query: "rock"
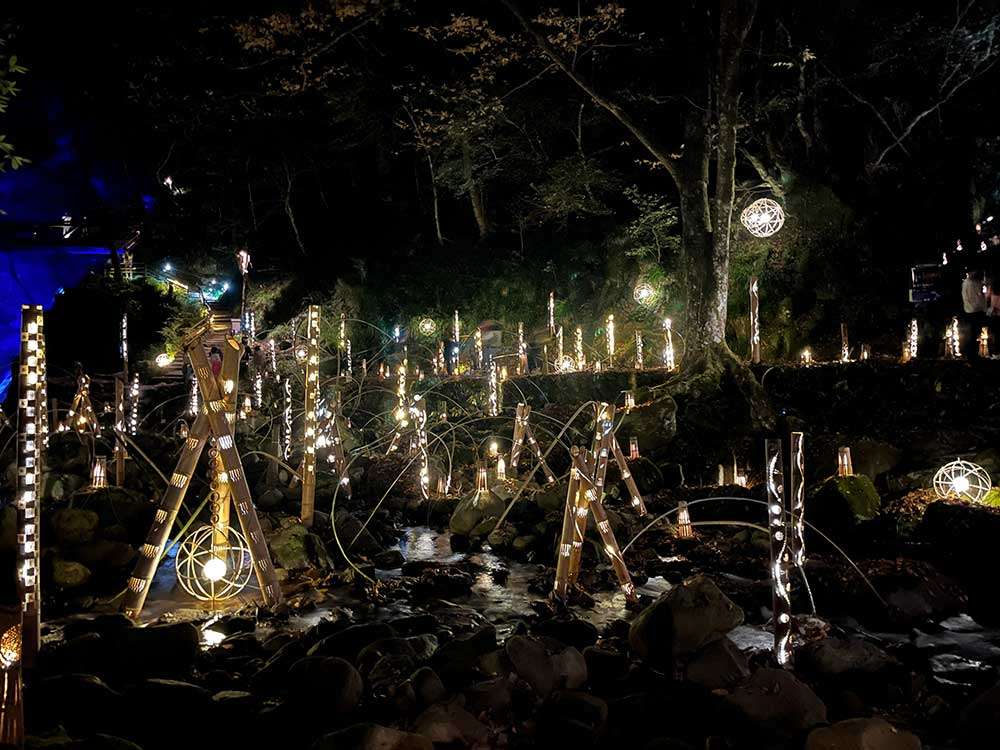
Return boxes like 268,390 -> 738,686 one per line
505,635 -> 556,697
811,475 -> 881,533
120,622 -> 200,676
725,668 -> 827,735
0,506 -> 16,554
960,679 -> 1000,745
465,677 -> 512,716
583,645 -> 627,685
311,724 -> 433,750
409,666 -> 446,707
919,501 -> 1000,623
413,700 -> 490,745
62,613 -> 134,640
51,559 -> 92,589
806,717 -> 921,749
798,637 -> 897,676
551,646 -> 587,690
268,518 -> 312,570
289,656 -> 363,713
448,489 -> 506,538
70,539 -> 136,573
629,574 -> 743,666
309,622 -> 398,661
373,549 -> 405,569
684,637 -> 750,690
28,674 -> 122,735
333,511 -> 382,557
534,617 -> 599,649
538,690 -> 609,744
130,678 -> 211,720
432,625 -> 497,682
51,508 -> 100,545
257,487 -> 284,509
852,439 -> 902,479
534,482 -> 568,513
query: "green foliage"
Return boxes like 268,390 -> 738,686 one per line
0,35 -> 30,209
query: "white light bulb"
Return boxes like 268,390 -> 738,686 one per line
202,557 -> 227,582
952,475 -> 971,495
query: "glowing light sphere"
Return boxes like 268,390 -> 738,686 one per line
633,281 -> 656,306
176,524 -> 253,602
418,317 -> 438,337
155,352 -> 173,368
933,459 -> 991,502
740,198 -> 785,238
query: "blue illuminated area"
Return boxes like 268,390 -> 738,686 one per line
0,245 -> 110,399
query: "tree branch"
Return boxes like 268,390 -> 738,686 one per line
499,0 -> 680,182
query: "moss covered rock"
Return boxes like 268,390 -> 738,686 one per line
52,559 -> 92,589
811,475 -> 881,533
51,508 -> 100,545
449,490 -> 506,539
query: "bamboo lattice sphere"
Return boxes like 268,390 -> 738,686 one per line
633,281 -> 656,305
740,198 -> 785,238
933,459 -> 991,502
418,317 -> 438,337
175,525 -> 253,602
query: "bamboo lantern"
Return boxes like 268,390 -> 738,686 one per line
548,292 -> 555,335
979,327 -> 989,358
840,323 -> 850,362
508,403 -> 557,485
518,322 -> 527,374
789,432 -> 806,568
301,305 -> 320,527
629,436 -> 639,460
908,319 -> 919,360
837,447 -> 853,477
90,456 -> 108,489
675,501 -> 694,539
0,608 -> 23,747
947,317 -> 961,359
749,277 -> 760,363
765,438 -> 792,666
575,326 -> 585,371
606,314 -> 615,367
635,331 -> 644,370
663,318 -> 676,371
16,305 -> 45,665
488,362 -> 500,417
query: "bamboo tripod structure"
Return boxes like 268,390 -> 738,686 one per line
552,403 -> 647,605
123,316 -> 283,619
63,373 -> 99,433
508,403 -> 556,485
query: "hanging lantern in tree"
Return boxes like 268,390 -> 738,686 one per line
633,281 -> 656,306
740,197 -> 785,238
418,317 -> 437,337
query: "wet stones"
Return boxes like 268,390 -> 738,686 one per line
628,574 -> 744,668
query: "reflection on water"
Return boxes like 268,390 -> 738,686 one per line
398,526 -> 464,565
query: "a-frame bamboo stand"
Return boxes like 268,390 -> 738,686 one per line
552,403 -> 647,605
123,316 -> 282,619
508,403 -> 557,484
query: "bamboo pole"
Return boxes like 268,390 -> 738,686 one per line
765,438 -> 792,666
301,305 -> 320,527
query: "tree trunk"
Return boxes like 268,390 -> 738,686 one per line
462,138 -> 489,239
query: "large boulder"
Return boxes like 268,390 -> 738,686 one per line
810,475 -> 880,533
684,637 -> 750,690
725,668 -> 827,736
449,490 -> 506,539
806,717 -> 920,750
629,575 -> 743,666
959,679 -> 1000,746
51,559 -> 92,589
311,724 -> 432,750
288,656 -> 363,714
413,701 -> 490,746
267,518 -> 312,570
51,508 -> 100,545
798,637 -> 897,677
